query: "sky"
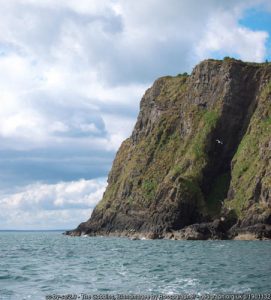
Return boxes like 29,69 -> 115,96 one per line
0,0 -> 270,230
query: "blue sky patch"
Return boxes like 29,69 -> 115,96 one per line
239,6 -> 271,61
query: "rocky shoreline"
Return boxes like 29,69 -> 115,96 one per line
65,214 -> 271,240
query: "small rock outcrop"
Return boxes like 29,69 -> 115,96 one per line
66,58 -> 271,240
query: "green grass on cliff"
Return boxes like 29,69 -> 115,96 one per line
180,109 -> 220,181
142,179 -> 157,201
206,172 -> 231,217
156,75 -> 188,103
193,111 -> 219,159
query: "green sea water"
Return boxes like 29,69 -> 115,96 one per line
0,232 -> 270,299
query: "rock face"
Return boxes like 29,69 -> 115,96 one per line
67,58 -> 271,240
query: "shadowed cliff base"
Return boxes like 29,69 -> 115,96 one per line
66,58 -> 271,240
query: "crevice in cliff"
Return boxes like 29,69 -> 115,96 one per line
200,67 -> 262,217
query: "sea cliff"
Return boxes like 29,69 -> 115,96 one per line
67,58 -> 271,240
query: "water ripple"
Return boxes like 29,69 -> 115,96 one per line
0,233 -> 271,299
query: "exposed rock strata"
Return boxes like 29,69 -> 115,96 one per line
66,58 -> 271,240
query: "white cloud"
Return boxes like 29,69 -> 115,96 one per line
196,10 -> 268,62
0,178 -> 107,229
0,0 -> 268,151
102,113 -> 136,151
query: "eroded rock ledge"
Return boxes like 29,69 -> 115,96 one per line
66,58 -> 271,240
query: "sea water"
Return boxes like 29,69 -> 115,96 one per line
0,231 -> 271,299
